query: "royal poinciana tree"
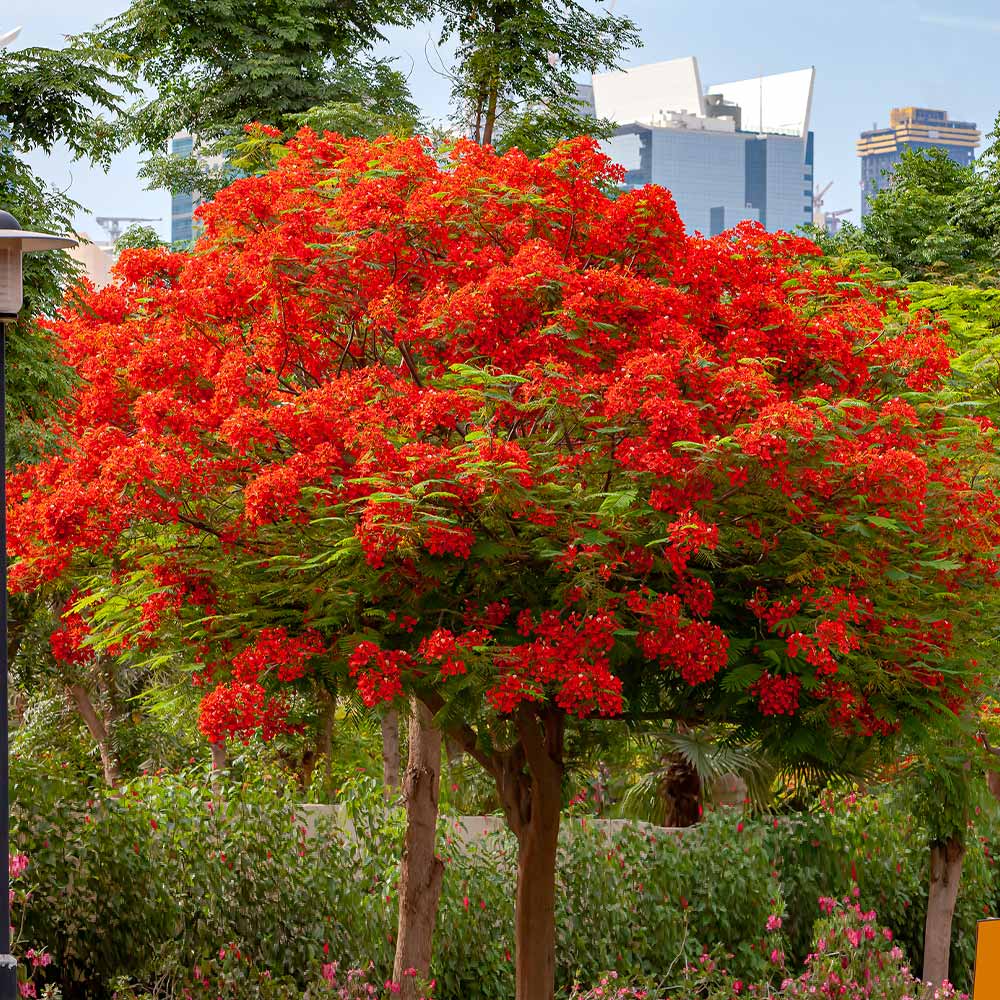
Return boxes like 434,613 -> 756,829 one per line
10,131 -> 1000,999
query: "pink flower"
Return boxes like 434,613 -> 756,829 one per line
766,915 -> 783,931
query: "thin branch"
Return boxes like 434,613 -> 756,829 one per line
398,340 -> 424,388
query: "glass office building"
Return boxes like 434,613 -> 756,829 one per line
857,107 -> 979,216
587,59 -> 815,236
169,133 -> 196,244
169,132 -> 229,244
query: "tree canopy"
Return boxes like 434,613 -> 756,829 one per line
0,40 -> 130,464
11,131 -> 1000,998
439,0 -> 639,153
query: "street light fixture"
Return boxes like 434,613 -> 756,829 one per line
0,210 -> 76,999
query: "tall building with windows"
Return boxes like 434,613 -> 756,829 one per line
584,58 -> 815,236
857,107 -> 980,216
169,132 -> 196,244
169,132 -> 229,244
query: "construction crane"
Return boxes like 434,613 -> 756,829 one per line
812,182 -> 851,234
812,181 -> 834,226
95,216 -> 162,244
823,207 -> 853,235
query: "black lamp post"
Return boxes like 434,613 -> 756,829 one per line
0,210 -> 76,999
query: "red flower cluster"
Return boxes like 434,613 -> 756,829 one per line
230,627 -> 325,684
751,672 -> 802,717
50,611 -> 92,667
8,129 -> 998,748
198,680 -> 292,744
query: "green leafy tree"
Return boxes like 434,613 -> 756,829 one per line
439,0 -> 639,154
827,118 -> 1000,284
0,41 -> 130,463
91,0 -> 426,200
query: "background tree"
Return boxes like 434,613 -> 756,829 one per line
0,39 -> 130,463
439,0 -> 638,153
89,0 -> 426,202
827,115 -> 1000,284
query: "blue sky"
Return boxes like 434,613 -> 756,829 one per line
6,0 -> 1000,242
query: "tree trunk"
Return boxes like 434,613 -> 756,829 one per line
66,683 -> 120,787
382,707 -> 401,801
210,740 -> 227,772
392,699 -> 444,1000
513,774 -> 561,1000
494,707 -> 565,1000
987,769 -> 1000,804
482,85 -> 499,146
317,688 -> 335,763
922,835 -> 965,985
660,752 -> 702,827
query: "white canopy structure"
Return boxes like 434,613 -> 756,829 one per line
707,67 -> 815,138
591,56 -> 705,126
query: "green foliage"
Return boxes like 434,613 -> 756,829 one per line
0,34 -> 127,467
905,281 -> 1000,413
14,762 -> 994,999
94,0 -> 422,147
90,0 -> 424,200
0,43 -> 130,163
115,225 -> 166,253
439,0 -> 640,152
0,151 -> 81,467
825,122 -> 1000,282
774,786 -> 998,991
860,149 -> 983,279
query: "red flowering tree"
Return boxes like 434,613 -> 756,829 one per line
10,130 -> 1000,1000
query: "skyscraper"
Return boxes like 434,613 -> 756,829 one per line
586,58 -> 815,236
857,107 -> 980,216
169,133 -> 196,244
169,133 -> 228,244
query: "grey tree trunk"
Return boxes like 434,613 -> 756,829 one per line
210,740 -> 227,772
922,835 -> 965,986
382,707 -> 401,800
392,700 -> 444,999
66,683 -> 120,787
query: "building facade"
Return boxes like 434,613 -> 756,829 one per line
169,133 -> 196,244
587,59 -> 815,236
68,234 -> 116,289
857,107 -> 979,216
169,133 -> 229,244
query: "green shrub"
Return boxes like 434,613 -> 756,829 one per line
10,761 -> 996,998
772,788 -> 997,990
